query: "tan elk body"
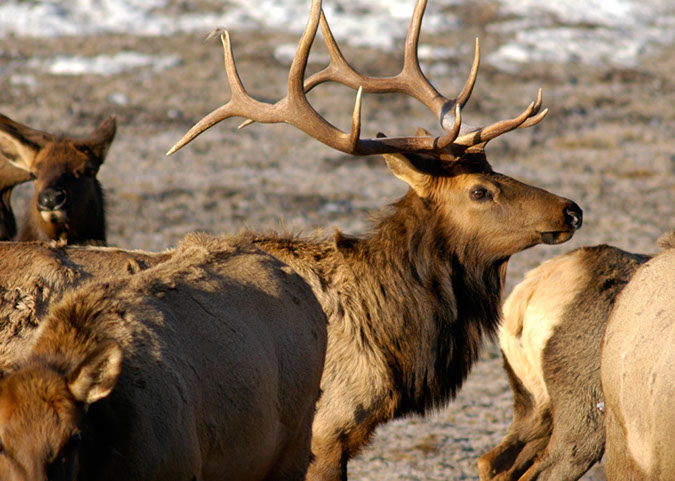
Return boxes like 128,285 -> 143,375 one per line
0,234 -> 327,481
0,113 -> 115,245
601,231 -> 675,480
478,244 -> 649,481
166,0 -> 583,478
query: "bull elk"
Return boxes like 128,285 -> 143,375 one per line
478,244 -> 649,481
0,113 -> 115,245
0,234 -> 327,481
167,0 -> 583,478
601,231 -> 675,480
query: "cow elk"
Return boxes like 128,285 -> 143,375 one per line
478,244 -> 649,481
0,234 -> 327,481
167,0 -> 583,479
0,113 -> 115,245
601,231 -> 675,480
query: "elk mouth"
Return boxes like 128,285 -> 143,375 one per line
539,230 -> 576,245
39,208 -> 68,224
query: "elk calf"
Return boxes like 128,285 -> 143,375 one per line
0,113 -> 115,245
478,244 -> 648,481
0,234 -> 327,481
167,0 -> 583,478
601,231 -> 675,480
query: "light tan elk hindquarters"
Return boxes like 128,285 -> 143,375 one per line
167,0 -> 583,479
601,231 -> 675,480
0,113 -> 115,245
0,234 -> 327,481
478,244 -> 649,481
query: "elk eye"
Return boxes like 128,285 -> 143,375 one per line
68,431 -> 82,448
469,187 -> 490,201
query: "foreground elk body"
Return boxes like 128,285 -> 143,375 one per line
0,113 -> 115,245
601,232 -> 675,480
167,0 -> 583,478
478,245 -> 649,481
0,234 -> 327,481
0,241 -> 168,370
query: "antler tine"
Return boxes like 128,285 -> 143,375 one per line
303,0 -> 478,137
454,89 -> 548,147
168,31 -> 284,155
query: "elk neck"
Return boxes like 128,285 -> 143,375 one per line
252,188 -> 508,415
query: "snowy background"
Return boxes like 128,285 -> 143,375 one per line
2,0 -> 674,72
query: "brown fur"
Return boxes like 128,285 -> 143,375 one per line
601,231 -> 675,480
0,233 -> 327,481
0,113 -> 116,245
479,245 -> 648,481
0,240 -> 168,370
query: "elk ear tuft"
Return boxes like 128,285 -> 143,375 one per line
80,115 -> 116,164
68,341 -> 122,406
383,153 -> 429,196
415,127 -> 433,136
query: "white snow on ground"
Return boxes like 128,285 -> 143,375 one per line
488,0 -> 675,70
38,52 -> 182,76
0,0 -> 672,70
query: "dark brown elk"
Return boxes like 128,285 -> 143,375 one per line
601,231 -> 675,480
167,0 -> 583,479
0,113 -> 116,245
0,234 -> 327,481
478,244 -> 649,481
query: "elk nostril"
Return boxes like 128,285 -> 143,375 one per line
565,206 -> 583,229
37,189 -> 67,211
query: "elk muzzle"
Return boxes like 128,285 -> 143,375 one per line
37,187 -> 68,223
540,201 -> 583,245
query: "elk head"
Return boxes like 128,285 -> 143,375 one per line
0,114 -> 115,244
168,0 -> 582,262
0,342 -> 122,481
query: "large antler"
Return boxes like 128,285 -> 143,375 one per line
167,0 -> 547,156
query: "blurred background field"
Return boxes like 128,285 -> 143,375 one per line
1,0 -> 673,479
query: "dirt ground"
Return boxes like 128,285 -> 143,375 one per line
0,5 -> 673,480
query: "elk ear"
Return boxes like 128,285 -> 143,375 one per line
68,341 -> 122,406
79,115 -> 116,166
0,115 -> 50,172
377,132 -> 429,196
382,153 -> 429,196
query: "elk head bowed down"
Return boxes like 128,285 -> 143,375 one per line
169,0 -> 583,479
0,114 -> 115,245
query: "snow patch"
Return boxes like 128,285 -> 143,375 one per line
39,52 -> 182,76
